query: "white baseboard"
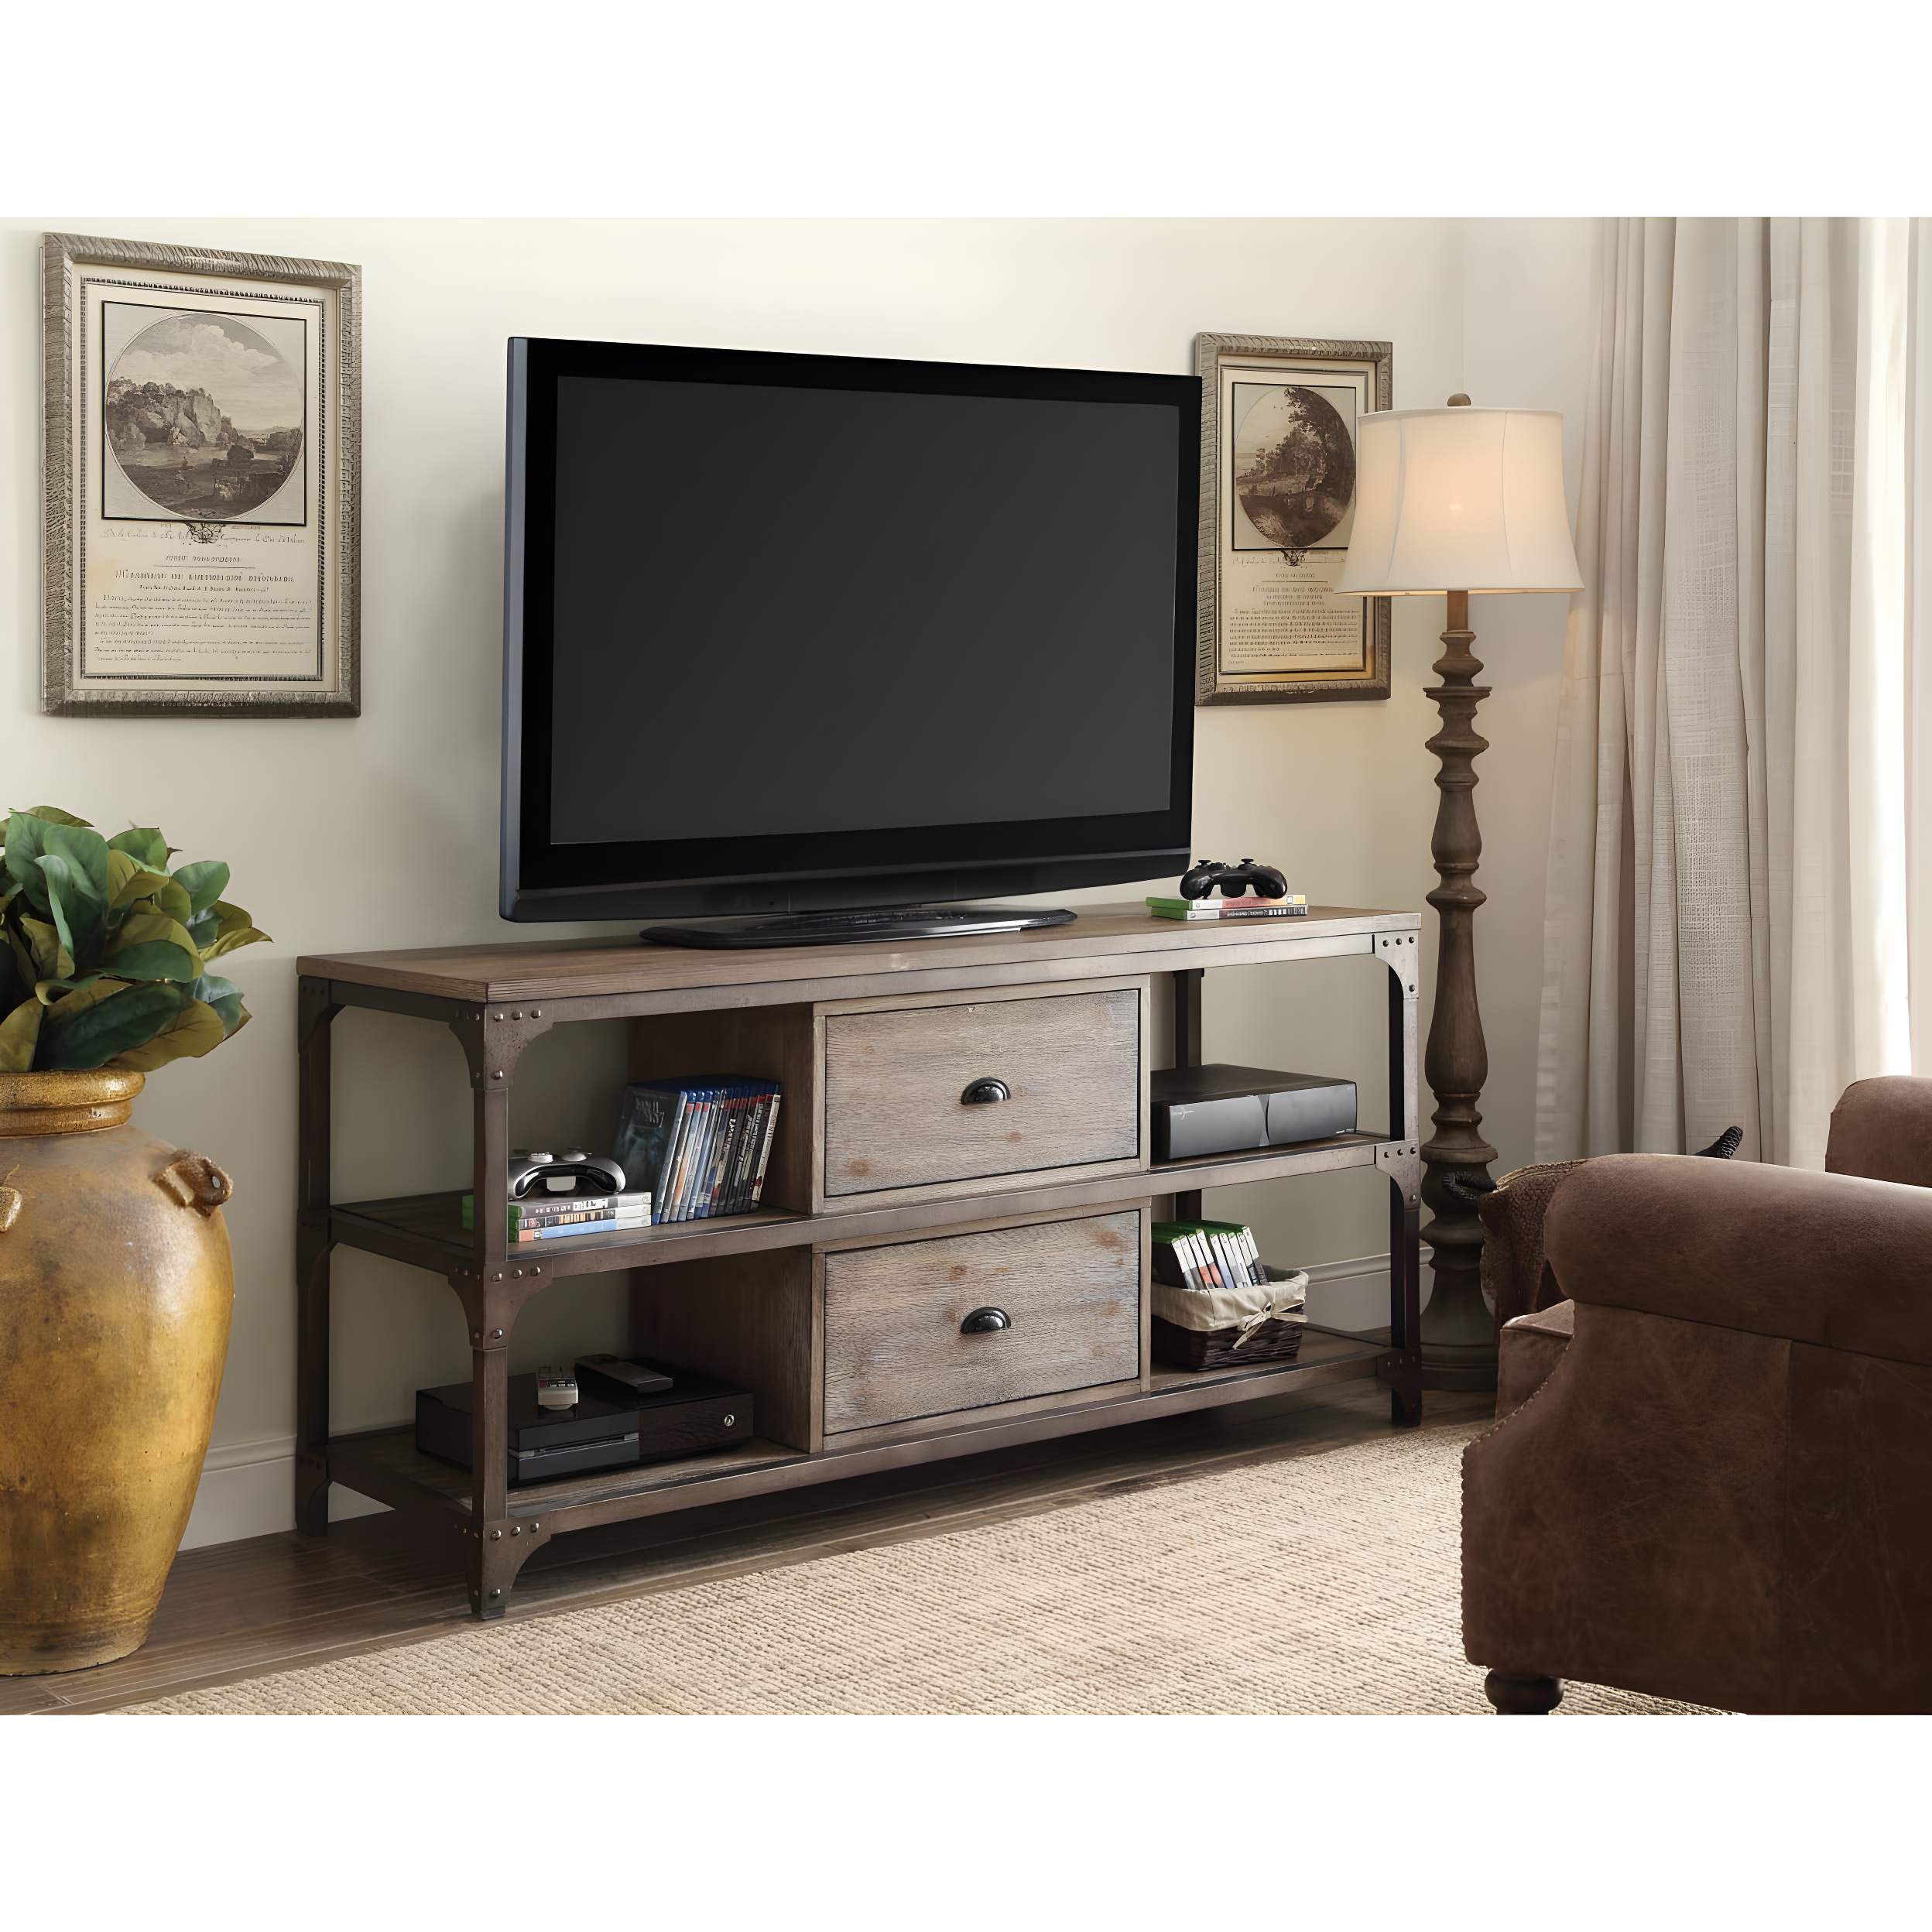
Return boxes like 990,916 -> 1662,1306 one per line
1299,1251 -> 1435,1334
178,1249 -> 1434,1553
178,1434 -> 392,1552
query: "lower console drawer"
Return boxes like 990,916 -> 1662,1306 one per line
822,1208 -> 1144,1437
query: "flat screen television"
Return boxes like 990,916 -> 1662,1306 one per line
502,337 -> 1200,946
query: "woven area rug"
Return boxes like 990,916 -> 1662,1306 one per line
122,1423 -> 1718,1716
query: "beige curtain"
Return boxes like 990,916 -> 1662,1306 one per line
1536,218 -> 1932,1169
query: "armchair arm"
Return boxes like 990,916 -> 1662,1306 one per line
1543,1153 -> 1932,1366
1828,1075 -> 1932,1187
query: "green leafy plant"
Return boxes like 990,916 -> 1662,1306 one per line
0,806 -> 269,1075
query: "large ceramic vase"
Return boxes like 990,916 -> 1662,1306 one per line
0,1070 -> 235,1674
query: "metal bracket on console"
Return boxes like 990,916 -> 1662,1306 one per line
456,1513 -> 557,1615
1376,1139 -> 1422,1206
447,1005 -> 558,1091
1372,930 -> 1420,995
445,1260 -> 556,1347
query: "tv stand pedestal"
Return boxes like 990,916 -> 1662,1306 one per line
297,903 -> 1422,1619
639,903 -> 1077,948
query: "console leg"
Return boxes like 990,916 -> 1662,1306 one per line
295,980 -> 341,1537
1484,1670 -> 1563,1714
1171,967 -> 1204,1224
294,1235 -> 334,1535
295,1208 -> 341,1534
1387,1361 -> 1423,1429
460,1514 -> 554,1619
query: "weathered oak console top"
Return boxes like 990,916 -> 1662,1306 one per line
299,903 -> 1420,1009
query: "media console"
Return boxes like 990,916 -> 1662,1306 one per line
296,905 -> 1423,1618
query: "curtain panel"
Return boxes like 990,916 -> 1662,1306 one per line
1536,217 -> 1932,1169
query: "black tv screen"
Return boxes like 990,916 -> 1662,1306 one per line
502,337 -> 1199,923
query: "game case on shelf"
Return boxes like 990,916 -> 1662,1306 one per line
1146,895 -> 1309,920
461,1192 -> 653,1235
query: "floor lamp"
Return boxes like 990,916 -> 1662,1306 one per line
1332,397 -> 1582,1390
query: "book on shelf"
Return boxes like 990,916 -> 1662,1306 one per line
613,1074 -> 783,1223
1146,895 -> 1309,920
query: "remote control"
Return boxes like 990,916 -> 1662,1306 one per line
576,1354 -> 673,1399
534,1366 -> 579,1410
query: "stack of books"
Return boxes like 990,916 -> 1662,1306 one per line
1146,894 -> 1309,921
612,1075 -> 783,1224
1153,1218 -> 1274,1293
461,1190 -> 653,1242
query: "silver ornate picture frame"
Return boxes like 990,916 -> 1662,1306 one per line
43,233 -> 361,717
1196,333 -> 1393,706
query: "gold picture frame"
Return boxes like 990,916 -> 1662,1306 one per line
43,232 -> 361,718
1195,332 -> 1392,705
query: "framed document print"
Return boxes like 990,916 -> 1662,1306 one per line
1195,333 -> 1392,705
43,233 -> 361,717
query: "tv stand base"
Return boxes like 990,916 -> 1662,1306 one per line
640,905 -> 1077,947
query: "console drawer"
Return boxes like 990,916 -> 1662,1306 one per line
821,985 -> 1142,1203
822,1208 -> 1145,1437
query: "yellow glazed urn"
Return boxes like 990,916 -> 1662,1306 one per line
0,1070 -> 234,1674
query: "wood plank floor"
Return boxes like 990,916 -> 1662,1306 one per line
0,1382 -> 1494,1717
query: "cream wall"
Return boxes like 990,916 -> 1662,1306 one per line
0,217 -> 1594,1538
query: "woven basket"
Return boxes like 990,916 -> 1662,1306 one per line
1151,1312 -> 1305,1372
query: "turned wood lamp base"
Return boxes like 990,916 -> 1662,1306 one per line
1418,584 -> 1499,1392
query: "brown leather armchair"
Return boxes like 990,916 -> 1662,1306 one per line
1462,1075 -> 1932,1715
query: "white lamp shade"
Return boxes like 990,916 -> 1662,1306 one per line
1331,406 -> 1584,595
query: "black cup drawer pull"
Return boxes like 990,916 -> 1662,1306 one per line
961,1077 -> 1011,1105
960,1307 -> 1012,1334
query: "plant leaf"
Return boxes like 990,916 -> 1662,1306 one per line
5,814 -> 54,914
101,941 -> 197,982
35,853 -> 80,964
105,827 -> 172,869
37,824 -> 110,967
19,917 -> 73,982
42,820 -> 110,899
17,806 -> 94,828
107,849 -> 176,909
36,973 -> 106,1004
0,929 -> 27,1016
197,900 -> 272,958
0,999 -> 42,1074
189,971 -> 246,1036
170,860 -> 230,920
37,979 -> 184,1071
107,996 -> 226,1071
110,911 -> 202,978
5,924 -> 40,991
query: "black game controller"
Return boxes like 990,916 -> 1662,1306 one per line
507,1147 -> 627,1200
1178,858 -> 1289,901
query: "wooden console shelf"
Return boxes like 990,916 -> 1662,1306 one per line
297,903 -> 1423,1617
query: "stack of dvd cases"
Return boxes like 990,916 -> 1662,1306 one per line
613,1076 -> 783,1224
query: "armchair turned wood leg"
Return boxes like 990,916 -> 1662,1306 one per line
1484,1670 -> 1563,1714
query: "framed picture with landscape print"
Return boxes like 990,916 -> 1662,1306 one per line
1195,334 -> 1392,704
43,233 -> 360,717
